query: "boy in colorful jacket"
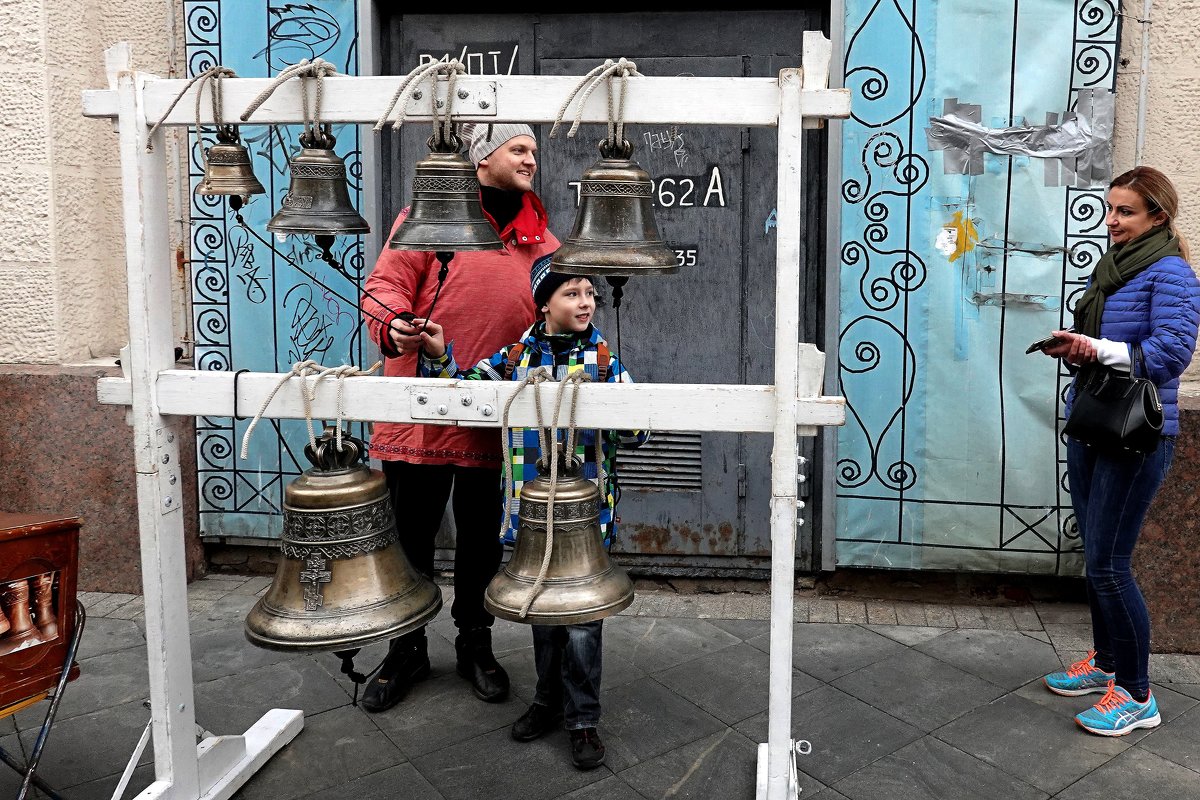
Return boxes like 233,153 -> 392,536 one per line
415,254 -> 647,770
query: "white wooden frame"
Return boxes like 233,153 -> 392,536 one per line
85,35 -> 849,800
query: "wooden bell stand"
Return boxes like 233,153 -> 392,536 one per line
84,34 -> 849,800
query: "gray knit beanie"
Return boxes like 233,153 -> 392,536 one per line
460,122 -> 536,167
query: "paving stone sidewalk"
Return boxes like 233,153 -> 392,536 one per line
3,575 -> 1200,800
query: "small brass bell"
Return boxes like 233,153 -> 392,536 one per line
389,133 -> 504,252
551,138 -> 678,277
267,125 -> 370,237
485,447 -> 634,625
246,427 -> 442,652
195,124 -> 266,198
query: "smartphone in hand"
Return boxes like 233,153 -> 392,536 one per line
1025,334 -> 1062,354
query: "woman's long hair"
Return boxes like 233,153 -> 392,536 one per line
1110,166 -> 1191,261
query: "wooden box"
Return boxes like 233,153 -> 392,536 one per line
0,514 -> 81,712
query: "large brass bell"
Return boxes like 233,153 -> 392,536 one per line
246,427 -> 442,651
195,124 -> 265,198
389,133 -> 504,252
267,125 -> 370,237
485,447 -> 634,625
551,138 -> 678,277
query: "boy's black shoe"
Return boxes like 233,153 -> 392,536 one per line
569,727 -> 606,770
511,702 -> 563,742
455,626 -> 510,702
360,635 -> 431,713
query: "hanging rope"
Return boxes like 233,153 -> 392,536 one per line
499,366 -> 553,541
516,370 -> 592,618
238,58 -> 338,142
374,58 -> 467,147
238,359 -> 381,460
549,57 -> 642,148
146,64 -> 236,153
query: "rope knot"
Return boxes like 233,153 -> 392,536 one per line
374,59 -> 469,146
238,360 -> 382,461
146,64 -> 239,154
238,58 -> 339,141
549,57 -> 644,144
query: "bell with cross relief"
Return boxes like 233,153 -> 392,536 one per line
245,427 -> 441,652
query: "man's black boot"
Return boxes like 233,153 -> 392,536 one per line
455,626 -> 510,702
360,635 -> 430,713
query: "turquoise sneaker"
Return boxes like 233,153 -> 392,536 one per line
1075,681 -> 1161,736
1044,650 -> 1115,696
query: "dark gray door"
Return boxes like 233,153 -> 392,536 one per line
382,10 -> 827,575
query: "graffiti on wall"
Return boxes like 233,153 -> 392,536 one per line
186,1 -> 366,540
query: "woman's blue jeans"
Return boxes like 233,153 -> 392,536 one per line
532,620 -> 603,730
1066,436 -> 1174,698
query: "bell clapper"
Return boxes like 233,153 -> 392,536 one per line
424,250 -> 455,327
605,276 -> 627,358
334,648 -> 368,705
314,234 -> 339,270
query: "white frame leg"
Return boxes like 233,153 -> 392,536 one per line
110,43 -> 302,800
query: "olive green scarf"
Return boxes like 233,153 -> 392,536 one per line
1073,225 -> 1181,338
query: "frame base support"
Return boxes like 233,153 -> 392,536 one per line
133,709 -> 303,800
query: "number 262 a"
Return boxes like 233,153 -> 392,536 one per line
568,166 -> 726,209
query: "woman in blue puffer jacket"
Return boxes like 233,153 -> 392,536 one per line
1036,166 -> 1200,737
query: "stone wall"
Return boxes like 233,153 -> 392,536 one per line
0,3 -> 188,592
1138,391 -> 1200,654
0,0 -> 181,365
1114,0 -> 1200,381
0,366 -> 204,593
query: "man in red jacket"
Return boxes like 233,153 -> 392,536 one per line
359,123 -> 559,712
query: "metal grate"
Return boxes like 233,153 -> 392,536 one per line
615,432 -> 702,491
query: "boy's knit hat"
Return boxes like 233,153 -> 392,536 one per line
460,122 -> 536,168
531,254 -> 574,307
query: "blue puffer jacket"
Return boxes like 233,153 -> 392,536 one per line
1069,255 -> 1200,436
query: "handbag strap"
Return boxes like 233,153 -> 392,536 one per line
1131,342 -> 1147,379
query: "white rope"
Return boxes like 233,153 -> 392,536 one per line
238,58 -> 338,136
549,57 -> 642,144
519,370 -> 591,618
499,366 -> 553,541
238,360 -> 381,460
301,361 -> 383,451
146,64 -> 236,152
373,59 -> 467,145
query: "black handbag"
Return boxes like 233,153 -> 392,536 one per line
1063,343 -> 1163,453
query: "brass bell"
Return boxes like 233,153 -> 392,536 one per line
485,447 -> 634,625
267,125 -> 370,237
245,427 -> 442,652
551,138 -> 678,277
389,133 -> 503,252
195,124 -> 265,198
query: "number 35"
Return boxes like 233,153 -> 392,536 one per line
674,249 -> 697,267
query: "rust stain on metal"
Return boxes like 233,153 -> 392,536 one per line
628,524 -> 672,553
627,521 -> 737,554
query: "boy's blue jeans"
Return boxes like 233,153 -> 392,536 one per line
532,620 -> 603,730
1066,437 -> 1174,698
